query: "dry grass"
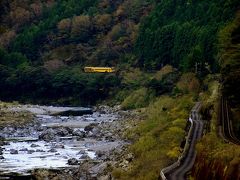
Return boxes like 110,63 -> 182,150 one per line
0,101 -> 34,127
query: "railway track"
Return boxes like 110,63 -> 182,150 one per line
219,96 -> 240,145
161,96 -> 240,180
161,102 -> 204,180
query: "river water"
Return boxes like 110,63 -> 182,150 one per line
0,105 -> 123,176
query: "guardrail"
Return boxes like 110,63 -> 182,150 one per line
160,102 -> 202,180
160,117 -> 194,180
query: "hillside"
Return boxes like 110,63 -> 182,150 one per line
0,0 -> 240,179
0,0 -> 239,105
0,0 -> 153,105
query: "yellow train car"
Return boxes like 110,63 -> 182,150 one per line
84,67 -> 115,73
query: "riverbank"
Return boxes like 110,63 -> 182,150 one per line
0,101 -> 34,127
0,102 -> 140,179
0,101 -> 35,156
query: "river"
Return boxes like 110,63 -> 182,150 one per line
0,105 -> 126,178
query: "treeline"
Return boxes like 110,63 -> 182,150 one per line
0,65 -> 120,105
135,0 -> 240,72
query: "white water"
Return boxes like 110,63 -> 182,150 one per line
0,140 -> 96,175
0,105 -> 120,175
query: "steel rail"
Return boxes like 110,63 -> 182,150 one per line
220,96 -> 240,145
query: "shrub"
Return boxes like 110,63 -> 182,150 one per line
57,18 -> 71,33
154,65 -> 175,80
121,88 -> 154,110
114,95 -> 194,179
177,73 -> 200,94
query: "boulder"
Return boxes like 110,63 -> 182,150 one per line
126,153 -> 134,162
77,150 -> 86,155
68,158 -> 79,165
27,150 -> 35,154
84,123 -> 98,132
48,148 -> 57,153
91,127 -> 101,137
36,126 -> 46,132
76,137 -> 85,141
72,129 -> 86,138
56,127 -> 70,136
10,149 -> 18,154
80,154 -> 90,160
105,135 -> 114,142
30,144 -> 40,148
96,150 -> 104,158
19,148 -> 28,151
52,144 -> 65,149
36,149 -> 45,152
90,162 -> 108,176
39,129 -> 56,141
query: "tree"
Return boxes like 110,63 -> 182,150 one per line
10,7 -> 31,28
107,23 -> 125,41
57,18 -> 71,33
30,2 -> 43,18
0,30 -> 16,48
71,15 -> 91,41
94,14 -> 112,32
177,73 -> 200,94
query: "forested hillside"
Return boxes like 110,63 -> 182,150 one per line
219,12 -> 240,137
0,0 -> 239,105
0,0 -> 152,104
136,0 -> 239,71
1,0 -> 240,179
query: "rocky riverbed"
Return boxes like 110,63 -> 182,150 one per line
0,104 -> 137,179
